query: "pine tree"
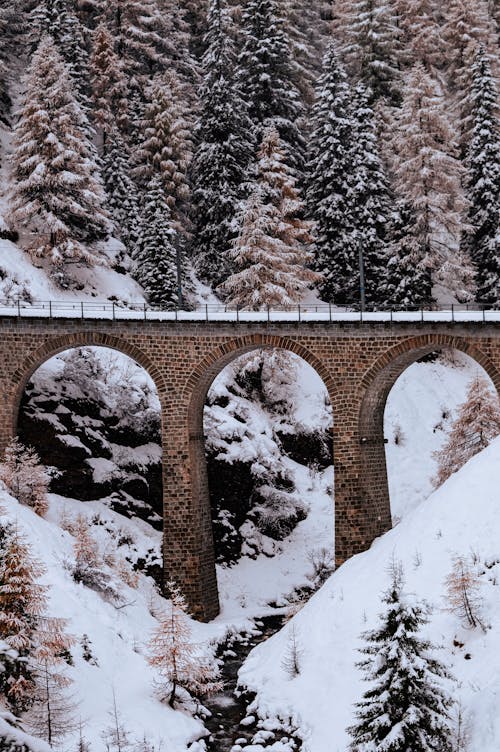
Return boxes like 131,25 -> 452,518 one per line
433,376 -> 500,486
134,74 -> 193,237
0,439 -> 49,517
236,0 -> 304,169
218,127 -> 318,309
134,175 -> 180,309
147,581 -> 221,707
190,0 -> 253,288
390,63 -> 469,301
305,43 -> 359,304
462,48 -> 500,305
334,0 -> 402,103
101,128 -> 141,256
10,36 -> 111,268
347,564 -> 454,752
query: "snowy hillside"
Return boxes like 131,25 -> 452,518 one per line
239,436 -> 500,752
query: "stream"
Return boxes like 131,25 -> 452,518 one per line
202,614 -> 300,751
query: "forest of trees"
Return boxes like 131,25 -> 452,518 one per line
0,0 -> 497,308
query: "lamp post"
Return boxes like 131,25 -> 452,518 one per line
358,235 -> 366,313
176,245 -> 184,309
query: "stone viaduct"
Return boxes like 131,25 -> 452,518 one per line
1,315 -> 499,620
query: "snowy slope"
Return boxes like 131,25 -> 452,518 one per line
239,437 -> 500,752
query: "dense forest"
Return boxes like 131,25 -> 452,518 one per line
0,0 -> 498,309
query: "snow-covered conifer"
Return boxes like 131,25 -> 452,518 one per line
10,36 -> 111,268
101,128 -> 141,255
390,63 -> 470,300
347,564 -> 454,752
190,0 -> 253,288
433,376 -> 500,486
335,0 -> 402,103
147,581 -> 221,707
461,48 -> 500,305
219,127 -> 318,309
236,0 -> 304,169
104,0 -> 165,78
134,175 -> 180,309
134,74 -> 193,236
305,44 -> 359,304
0,439 -> 48,517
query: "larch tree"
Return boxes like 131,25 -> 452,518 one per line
134,174 -> 180,309
394,0 -> 448,73
90,21 -> 129,146
305,43 -> 359,304
347,564 -> 454,752
433,376 -> 500,487
190,0 -> 253,289
390,63 -> 470,302
134,74 -> 193,238
0,439 -> 49,517
236,0 -> 304,171
147,581 -> 221,708
218,127 -> 319,310
461,48 -> 500,305
9,36 -> 111,270
334,0 -> 403,103
444,556 -> 484,630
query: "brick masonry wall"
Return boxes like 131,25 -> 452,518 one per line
1,317 -> 500,620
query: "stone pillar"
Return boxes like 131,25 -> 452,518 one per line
333,394 -> 392,568
161,398 -> 219,622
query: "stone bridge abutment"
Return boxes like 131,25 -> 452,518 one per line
1,317 -> 499,620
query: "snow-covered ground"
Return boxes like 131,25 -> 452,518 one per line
239,435 -> 500,752
1,349 -> 495,751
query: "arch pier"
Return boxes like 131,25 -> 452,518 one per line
3,318 -> 499,621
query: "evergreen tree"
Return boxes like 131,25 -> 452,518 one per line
135,175 -> 180,309
350,83 -> 393,304
218,127 -> 318,309
462,48 -> 500,305
305,44 -> 359,304
103,0 -> 166,78
190,0 -> 253,288
390,63 -> 469,301
334,0 -> 402,103
10,36 -> 111,269
282,0 -> 331,103
101,128 -> 141,256
134,74 -> 193,237
347,565 -> 454,752
236,0 -> 304,169
433,376 -> 500,487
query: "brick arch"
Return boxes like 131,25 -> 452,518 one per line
184,333 -> 336,430
11,331 -> 166,436
357,334 -> 500,534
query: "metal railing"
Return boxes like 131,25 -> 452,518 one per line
0,299 -> 498,323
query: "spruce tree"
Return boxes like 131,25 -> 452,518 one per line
351,83 -> 392,305
191,0 -> 253,288
218,127 -> 318,309
390,63 -> 469,301
462,48 -> 500,305
335,0 -> 403,103
236,0 -> 304,170
103,0 -> 166,78
134,74 -> 193,237
101,128 -> 141,256
305,44 -> 359,304
347,565 -> 454,752
10,36 -> 111,269
134,175 -> 180,309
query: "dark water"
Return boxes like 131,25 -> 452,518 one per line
202,614 -> 286,752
